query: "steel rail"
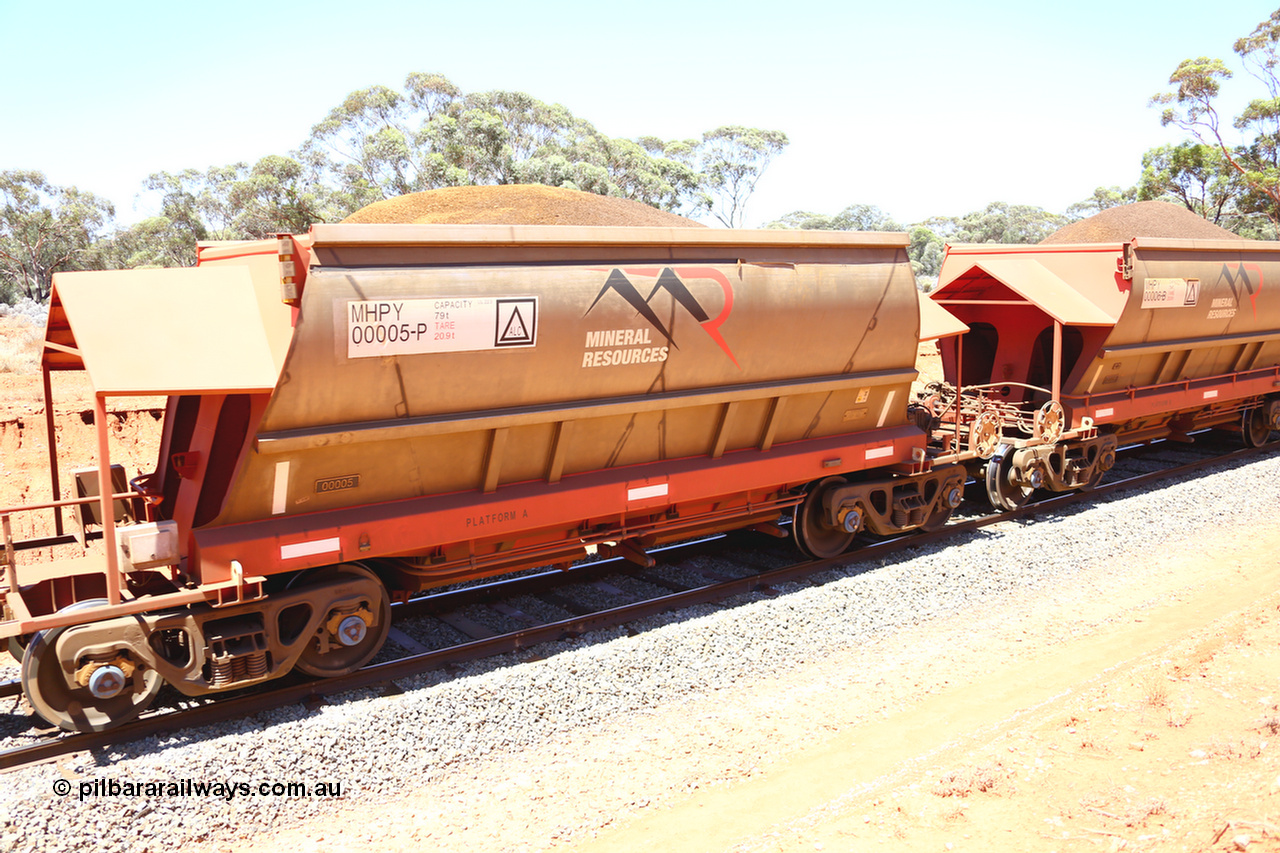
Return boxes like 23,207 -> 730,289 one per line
1,438 -> 1274,773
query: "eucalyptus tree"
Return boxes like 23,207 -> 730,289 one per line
927,202 -> 1067,245
695,126 -> 789,227
765,204 -> 942,284
300,73 -> 784,224
1151,8 -> 1280,225
143,155 -> 330,247
0,170 -> 115,303
1135,142 -> 1243,224
1065,185 -> 1138,219
766,204 -> 899,232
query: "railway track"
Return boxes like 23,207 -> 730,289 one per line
1,433 -> 1272,773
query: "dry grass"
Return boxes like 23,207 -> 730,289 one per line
931,764 -> 1004,798
1202,738 -> 1263,761
1254,705 -> 1280,736
1140,672 -> 1170,709
1081,795 -> 1169,827
0,316 -> 40,375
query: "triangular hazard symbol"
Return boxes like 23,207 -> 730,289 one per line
500,307 -> 528,341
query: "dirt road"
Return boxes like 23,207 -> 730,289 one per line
572,526 -> 1280,853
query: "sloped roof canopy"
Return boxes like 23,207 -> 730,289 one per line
917,290 -> 969,340
931,257 -> 1121,326
44,267 -> 281,395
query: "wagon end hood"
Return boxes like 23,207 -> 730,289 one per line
44,265 -> 291,396
931,252 -> 1127,328
918,290 -> 969,340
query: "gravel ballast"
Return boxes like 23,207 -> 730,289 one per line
2,450 -> 1278,852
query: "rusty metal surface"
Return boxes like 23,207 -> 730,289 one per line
4,226 -> 927,645
216,228 -> 921,527
928,240 -> 1280,438
933,243 -> 1128,321
192,425 -> 925,588
1090,238 -> 1280,393
193,238 -> 300,372
307,222 -> 908,255
8,436 -> 1268,770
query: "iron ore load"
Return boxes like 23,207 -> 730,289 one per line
1,196 -> 1276,734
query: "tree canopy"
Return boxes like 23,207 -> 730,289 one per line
0,73 -> 796,305
0,170 -> 115,303
694,126 -> 789,227
1151,9 -> 1280,226
298,74 -> 782,224
766,201 -> 1070,290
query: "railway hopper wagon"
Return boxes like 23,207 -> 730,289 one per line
1,224 -> 965,732
919,238 -> 1280,509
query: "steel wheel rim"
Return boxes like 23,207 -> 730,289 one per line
985,446 -> 1033,511
290,563 -> 391,678
1243,407 -> 1272,448
21,599 -> 163,733
918,495 -> 954,532
8,634 -> 29,663
791,478 -> 855,559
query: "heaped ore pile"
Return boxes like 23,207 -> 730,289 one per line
341,184 -> 705,227
1041,200 -> 1240,243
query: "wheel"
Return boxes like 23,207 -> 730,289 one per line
791,477 -> 856,559
985,445 -> 1034,511
1243,406 -> 1273,448
289,563 -> 390,678
919,482 -> 962,532
21,600 -> 163,733
8,634 -> 29,663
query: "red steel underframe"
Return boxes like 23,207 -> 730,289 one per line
4,425 -> 923,635
192,425 -> 924,584
1064,365 -> 1280,427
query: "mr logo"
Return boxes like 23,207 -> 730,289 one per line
585,266 -> 739,367
1216,262 -> 1264,320
495,298 -> 537,347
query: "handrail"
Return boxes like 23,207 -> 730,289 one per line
0,490 -> 143,516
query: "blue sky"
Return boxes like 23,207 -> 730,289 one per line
0,0 -> 1274,227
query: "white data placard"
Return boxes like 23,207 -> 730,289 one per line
346,297 -> 537,358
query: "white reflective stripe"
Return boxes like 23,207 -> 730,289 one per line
1095,407 -> 1114,418
1203,389 -> 1219,399
272,461 -> 290,515
627,483 -> 668,501
280,537 -> 341,560
865,445 -> 895,461
876,390 -> 897,428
